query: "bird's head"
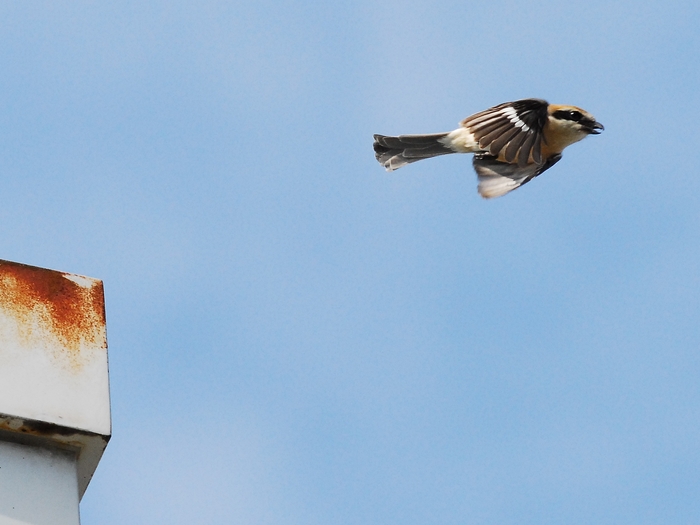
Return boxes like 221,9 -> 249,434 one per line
545,104 -> 604,152
549,105 -> 604,134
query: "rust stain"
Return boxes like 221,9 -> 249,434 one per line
0,260 -> 106,370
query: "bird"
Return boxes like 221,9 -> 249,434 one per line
373,98 -> 603,198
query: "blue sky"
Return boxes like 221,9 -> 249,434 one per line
2,1 -> 700,524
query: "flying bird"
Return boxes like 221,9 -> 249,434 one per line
373,98 -> 603,198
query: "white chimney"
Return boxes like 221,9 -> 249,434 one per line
0,260 -> 111,525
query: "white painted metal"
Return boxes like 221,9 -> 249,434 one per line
0,440 -> 80,525
0,266 -> 110,435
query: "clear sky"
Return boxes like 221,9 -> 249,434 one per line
2,2 -> 700,524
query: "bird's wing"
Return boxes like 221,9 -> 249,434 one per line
473,153 -> 562,198
461,99 -> 549,167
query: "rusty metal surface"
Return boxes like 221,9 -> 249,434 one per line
0,260 -> 106,371
0,259 -> 111,499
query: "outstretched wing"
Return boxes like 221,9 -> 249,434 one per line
461,99 -> 549,167
473,153 -> 562,198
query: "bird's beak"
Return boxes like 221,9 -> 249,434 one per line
586,120 -> 604,135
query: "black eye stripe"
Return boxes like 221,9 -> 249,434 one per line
552,109 -> 584,122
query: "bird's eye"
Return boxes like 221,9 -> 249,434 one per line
568,110 -> 583,121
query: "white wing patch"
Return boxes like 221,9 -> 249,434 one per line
473,156 -> 540,198
477,176 -> 521,198
500,107 -> 531,132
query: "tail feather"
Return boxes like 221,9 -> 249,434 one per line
373,133 -> 453,171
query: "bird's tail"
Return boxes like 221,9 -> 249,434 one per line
373,133 -> 453,171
